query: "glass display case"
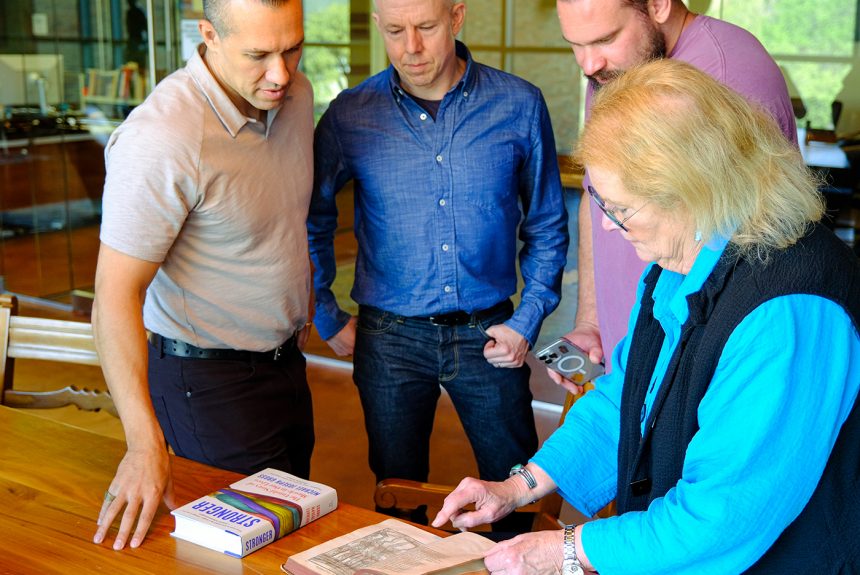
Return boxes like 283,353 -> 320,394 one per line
0,0 -> 355,309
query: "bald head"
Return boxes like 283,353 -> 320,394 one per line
371,0 -> 465,100
204,0 -> 294,36
373,0 -> 455,11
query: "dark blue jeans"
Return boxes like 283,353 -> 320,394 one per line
147,341 -> 314,478
353,302 -> 538,487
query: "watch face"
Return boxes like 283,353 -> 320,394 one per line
562,563 -> 585,575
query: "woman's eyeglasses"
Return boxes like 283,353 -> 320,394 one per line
587,185 -> 647,232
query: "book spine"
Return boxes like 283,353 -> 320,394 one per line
236,522 -> 277,557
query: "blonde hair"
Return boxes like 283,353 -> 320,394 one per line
576,59 -> 824,262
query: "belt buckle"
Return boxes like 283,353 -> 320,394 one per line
428,311 -> 469,326
428,314 -> 451,326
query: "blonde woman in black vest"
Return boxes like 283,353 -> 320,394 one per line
433,59 -> 860,575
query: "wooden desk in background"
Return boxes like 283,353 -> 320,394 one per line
558,156 -> 584,191
0,406 -> 413,574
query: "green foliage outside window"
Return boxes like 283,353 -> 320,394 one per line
706,0 -> 857,129
302,0 -> 858,132
302,2 -> 350,123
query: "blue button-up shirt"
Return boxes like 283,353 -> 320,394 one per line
308,41 -> 569,345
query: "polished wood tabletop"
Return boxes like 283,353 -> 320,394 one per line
0,405 -> 412,574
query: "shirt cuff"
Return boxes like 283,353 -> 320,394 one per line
313,299 -> 352,341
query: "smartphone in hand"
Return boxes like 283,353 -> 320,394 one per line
534,338 -> 605,384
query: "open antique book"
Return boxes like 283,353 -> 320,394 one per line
281,518 -> 495,575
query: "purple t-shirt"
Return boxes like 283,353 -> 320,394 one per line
585,15 -> 797,367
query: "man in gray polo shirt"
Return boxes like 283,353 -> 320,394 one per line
92,0 -> 314,551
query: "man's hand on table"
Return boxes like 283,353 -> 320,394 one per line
94,446 -> 175,549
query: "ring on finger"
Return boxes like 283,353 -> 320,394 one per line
104,490 -> 117,505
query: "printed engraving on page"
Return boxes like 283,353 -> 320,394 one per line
309,528 -> 427,575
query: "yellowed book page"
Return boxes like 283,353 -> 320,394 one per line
356,532 -> 494,575
282,519 -> 442,575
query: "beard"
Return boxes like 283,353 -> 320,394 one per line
588,24 -> 667,91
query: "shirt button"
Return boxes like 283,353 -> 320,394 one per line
463,91 -> 469,97
442,244 -> 449,251
436,154 -> 443,163
419,113 -> 428,121
444,286 -> 452,293
439,199 -> 446,206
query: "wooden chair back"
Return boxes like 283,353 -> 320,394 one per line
0,294 -> 115,416
374,387 -> 615,532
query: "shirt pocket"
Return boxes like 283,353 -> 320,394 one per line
454,143 -> 518,213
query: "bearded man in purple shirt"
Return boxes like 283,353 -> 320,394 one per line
550,0 -> 797,390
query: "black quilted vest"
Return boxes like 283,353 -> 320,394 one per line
617,223 -> 860,573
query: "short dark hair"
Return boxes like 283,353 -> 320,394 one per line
203,0 -> 293,36
556,0 -> 650,16
620,0 -> 650,15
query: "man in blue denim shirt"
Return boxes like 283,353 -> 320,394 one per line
308,0 -> 568,524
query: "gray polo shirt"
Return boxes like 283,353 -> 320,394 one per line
100,45 -> 314,351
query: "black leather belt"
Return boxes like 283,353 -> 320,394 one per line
149,333 -> 295,362
416,300 -> 512,327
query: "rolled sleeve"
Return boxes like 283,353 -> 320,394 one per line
531,366 -> 623,516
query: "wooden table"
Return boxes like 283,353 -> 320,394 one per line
0,406 -> 410,574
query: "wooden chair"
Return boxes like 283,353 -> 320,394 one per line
0,294 -> 116,416
374,387 -> 616,532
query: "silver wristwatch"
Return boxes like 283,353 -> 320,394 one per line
562,523 -> 585,575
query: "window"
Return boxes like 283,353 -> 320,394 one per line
305,0 -> 581,151
461,0 -> 581,153
695,0 -> 858,131
303,0 -> 351,123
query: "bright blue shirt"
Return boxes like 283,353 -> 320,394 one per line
308,41 -> 569,344
531,238 -> 860,574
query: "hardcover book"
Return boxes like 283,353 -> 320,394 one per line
171,468 -> 338,558
281,518 -> 494,575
